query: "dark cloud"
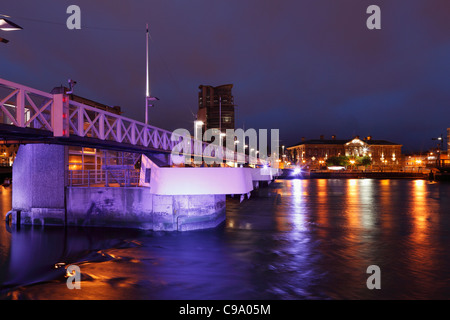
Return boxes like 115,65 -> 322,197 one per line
1,0 -> 450,152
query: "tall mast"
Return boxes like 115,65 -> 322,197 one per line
145,23 -> 159,125
145,23 -> 149,125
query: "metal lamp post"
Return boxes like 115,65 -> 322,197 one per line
0,16 -> 23,44
432,133 -> 444,167
145,23 -> 158,125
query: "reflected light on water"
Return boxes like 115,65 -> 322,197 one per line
359,179 -> 375,230
404,179 -> 440,297
291,179 -> 303,205
316,180 -> 329,238
411,180 -> 429,240
289,179 -> 307,231
274,179 -> 308,232
346,179 -> 361,231
2,180 -> 450,299
344,179 -> 376,231
410,180 -> 433,257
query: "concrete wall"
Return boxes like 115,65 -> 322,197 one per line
12,144 -> 67,225
140,154 -> 254,195
10,144 -> 226,231
66,187 -> 226,231
66,187 -> 153,229
12,144 -> 66,211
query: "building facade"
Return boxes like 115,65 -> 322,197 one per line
448,127 -> 450,157
197,84 -> 235,134
287,135 -> 402,168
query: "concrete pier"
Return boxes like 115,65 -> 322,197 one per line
8,144 -> 230,231
11,144 -> 67,225
66,187 -> 225,231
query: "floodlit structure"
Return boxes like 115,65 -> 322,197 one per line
287,135 -> 402,168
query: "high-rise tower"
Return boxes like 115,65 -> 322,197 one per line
197,84 -> 235,134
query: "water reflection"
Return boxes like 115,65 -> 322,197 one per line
1,179 -> 450,299
0,224 -> 144,297
359,179 -> 376,230
411,180 -> 429,239
316,179 -> 329,239
346,179 -> 361,233
379,179 -> 393,232
405,179 -> 440,298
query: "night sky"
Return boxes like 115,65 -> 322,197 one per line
1,0 -> 450,153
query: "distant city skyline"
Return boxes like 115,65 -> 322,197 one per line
1,0 -> 450,153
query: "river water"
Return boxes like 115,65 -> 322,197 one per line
1,178 -> 450,300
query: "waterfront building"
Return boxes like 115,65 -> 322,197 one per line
448,127 -> 450,157
0,144 -> 16,167
404,153 -> 428,170
404,151 -> 449,170
287,135 -> 402,169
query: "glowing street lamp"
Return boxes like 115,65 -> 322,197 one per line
0,18 -> 22,31
349,159 -> 356,170
432,133 -> 444,166
362,147 -> 369,155
0,16 -> 23,44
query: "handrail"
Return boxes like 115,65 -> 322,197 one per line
1,77 -> 250,164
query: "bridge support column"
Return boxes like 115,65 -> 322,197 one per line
11,144 -> 67,225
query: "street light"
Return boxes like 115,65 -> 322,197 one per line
432,134 -> 444,144
0,18 -> 22,31
349,159 -> 356,170
432,133 -> 445,167
0,17 -> 23,44
145,24 -> 159,124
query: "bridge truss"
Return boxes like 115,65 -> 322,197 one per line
0,77 -> 254,165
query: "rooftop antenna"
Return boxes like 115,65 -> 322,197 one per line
145,23 -> 159,125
